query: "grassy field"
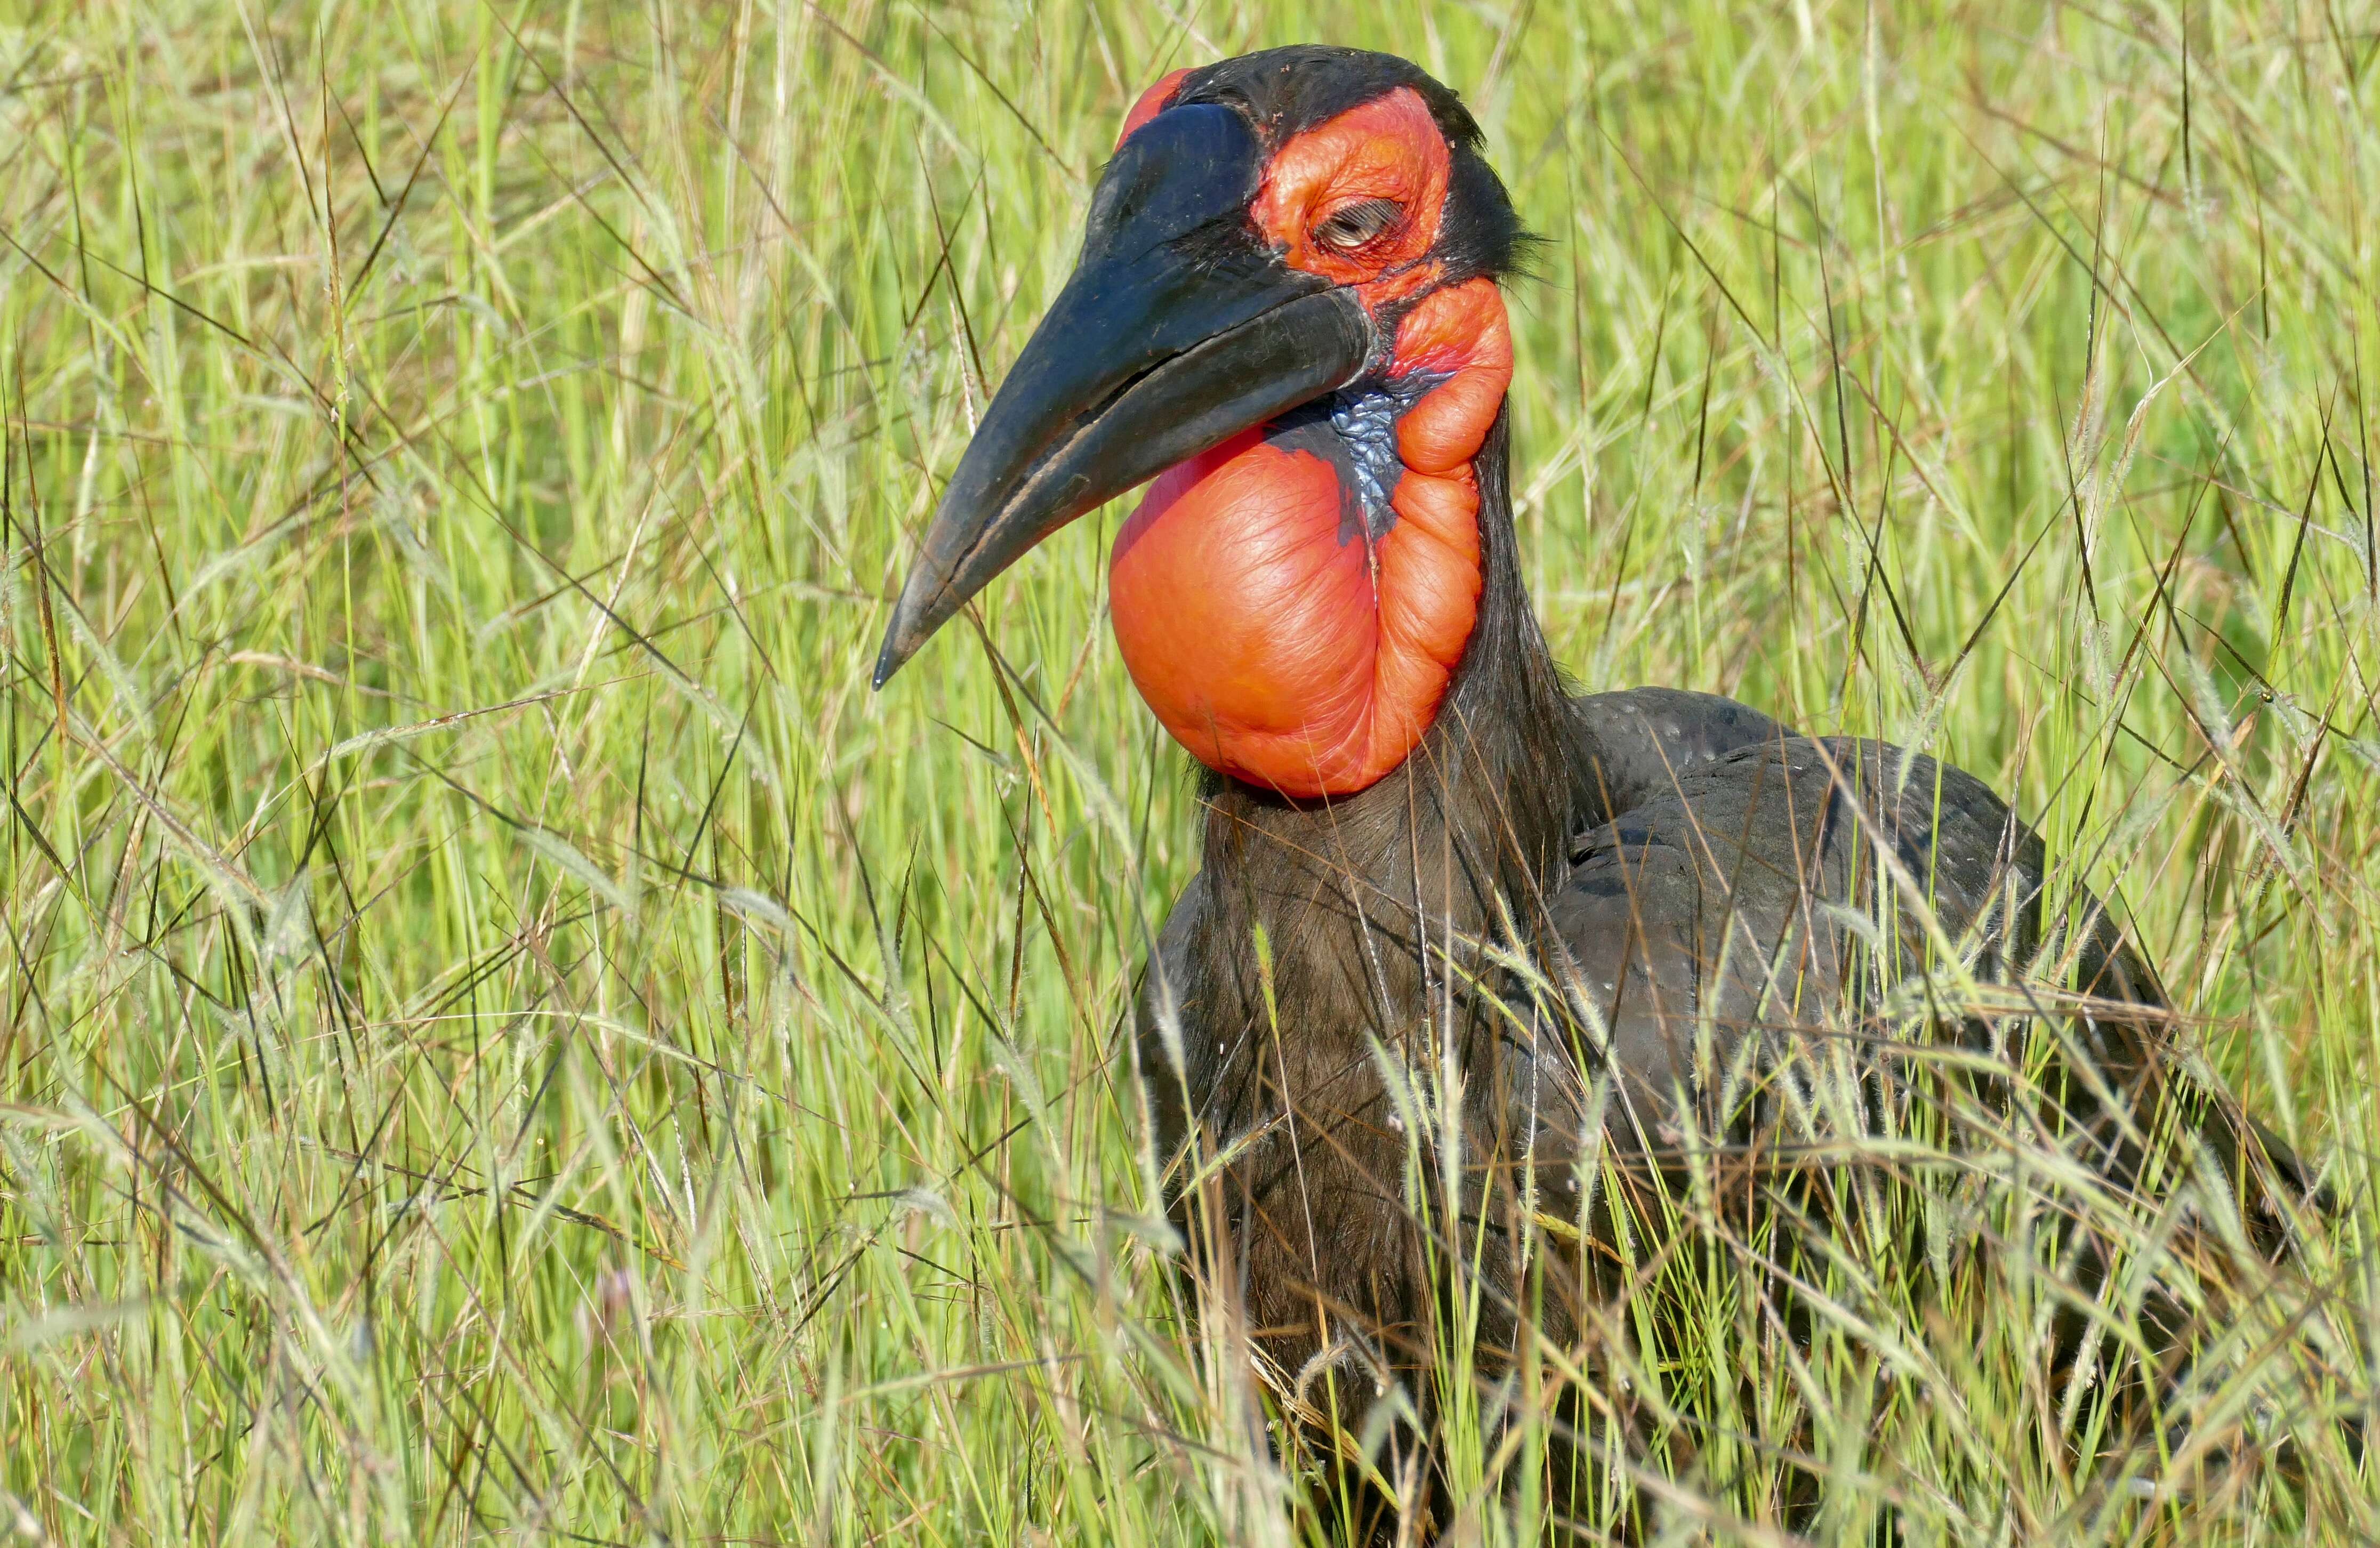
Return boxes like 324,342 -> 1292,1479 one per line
3,0 -> 2377,1541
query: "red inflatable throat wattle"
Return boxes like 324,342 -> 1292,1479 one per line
1110,280 -> 1511,800
1105,85 -> 1514,800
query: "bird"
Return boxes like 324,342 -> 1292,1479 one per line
871,43 -> 2310,1509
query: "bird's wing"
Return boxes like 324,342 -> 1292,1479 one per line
1548,734 -> 2026,1118
1565,686 -> 1794,823
1539,721 -> 2312,1239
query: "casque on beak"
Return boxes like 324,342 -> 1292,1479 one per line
871,101 -> 1374,689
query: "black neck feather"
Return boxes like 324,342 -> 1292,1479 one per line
1188,399 -> 1577,1075
1144,398 -> 1582,1393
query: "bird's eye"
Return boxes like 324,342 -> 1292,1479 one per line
1313,198 -> 1402,253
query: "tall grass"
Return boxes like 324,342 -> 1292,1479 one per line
1,0 -> 2374,1541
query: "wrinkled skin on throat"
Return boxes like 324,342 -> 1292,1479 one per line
1108,278 -> 1511,799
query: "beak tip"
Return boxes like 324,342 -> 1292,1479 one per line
875,548 -> 956,691
870,633 -> 907,692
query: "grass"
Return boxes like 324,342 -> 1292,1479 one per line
1,0 -> 2376,1540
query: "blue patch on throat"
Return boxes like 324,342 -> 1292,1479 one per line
1264,371 -> 1451,547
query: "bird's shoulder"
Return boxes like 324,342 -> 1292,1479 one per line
1563,688 -> 2038,911
1549,692 -> 2052,1074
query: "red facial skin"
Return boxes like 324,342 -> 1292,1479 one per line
1251,89 -> 1451,311
1107,84 -> 1511,799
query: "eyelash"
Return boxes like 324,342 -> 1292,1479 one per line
1313,198 -> 1402,252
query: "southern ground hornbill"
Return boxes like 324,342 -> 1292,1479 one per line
873,44 -> 2309,1489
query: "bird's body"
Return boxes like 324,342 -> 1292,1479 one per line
1126,410 -> 2228,1408
872,42 -> 2305,1506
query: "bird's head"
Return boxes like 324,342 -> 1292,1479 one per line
875,47 -> 1529,797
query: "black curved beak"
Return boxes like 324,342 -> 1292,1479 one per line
872,102 -> 1374,689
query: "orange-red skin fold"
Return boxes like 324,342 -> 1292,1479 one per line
1110,280 -> 1513,797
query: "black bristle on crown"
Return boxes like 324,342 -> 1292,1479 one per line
1438,137 -> 1540,287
